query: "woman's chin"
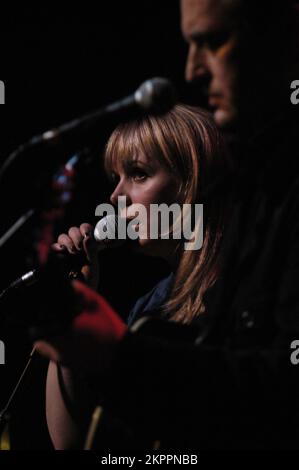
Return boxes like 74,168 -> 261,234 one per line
132,238 -> 161,257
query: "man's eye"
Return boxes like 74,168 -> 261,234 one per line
205,31 -> 231,51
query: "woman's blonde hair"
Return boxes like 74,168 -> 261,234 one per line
104,104 -> 232,323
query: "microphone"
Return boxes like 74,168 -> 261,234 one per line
0,77 -> 177,184
0,215 -> 123,298
29,77 -> 177,146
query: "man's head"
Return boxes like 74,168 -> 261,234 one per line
181,0 -> 240,130
181,0 -> 298,135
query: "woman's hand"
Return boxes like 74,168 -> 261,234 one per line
52,223 -> 99,289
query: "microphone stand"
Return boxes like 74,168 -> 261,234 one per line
0,348 -> 36,450
0,149 -> 86,449
0,150 -> 84,252
0,209 -> 35,251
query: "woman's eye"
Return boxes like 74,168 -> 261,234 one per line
130,169 -> 148,182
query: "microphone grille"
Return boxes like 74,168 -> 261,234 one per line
135,77 -> 177,114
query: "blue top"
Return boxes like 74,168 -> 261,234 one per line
126,272 -> 174,326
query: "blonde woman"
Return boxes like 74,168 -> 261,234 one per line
36,105 -> 232,448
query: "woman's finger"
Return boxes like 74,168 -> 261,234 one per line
79,223 -> 93,238
57,234 -> 76,254
68,227 -> 84,250
51,242 -> 67,252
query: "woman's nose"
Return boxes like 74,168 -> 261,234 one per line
110,182 -> 122,206
110,179 -> 131,207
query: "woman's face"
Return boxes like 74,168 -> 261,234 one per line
109,152 -> 181,259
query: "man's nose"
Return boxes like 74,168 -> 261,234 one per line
185,43 -> 209,82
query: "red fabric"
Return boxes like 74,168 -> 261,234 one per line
72,281 -> 127,342
34,281 -> 127,373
